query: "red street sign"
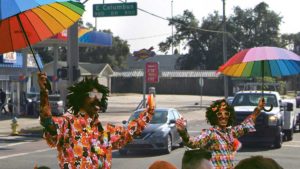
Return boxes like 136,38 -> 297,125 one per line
146,62 -> 159,83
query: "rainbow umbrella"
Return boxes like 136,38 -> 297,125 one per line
217,46 -> 300,78
217,46 -> 300,111
0,0 -> 85,90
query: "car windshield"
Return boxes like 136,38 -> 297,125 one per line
128,110 -> 168,124
232,93 -> 278,107
48,95 -> 61,101
27,93 -> 40,99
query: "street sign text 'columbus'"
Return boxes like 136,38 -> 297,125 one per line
93,2 -> 137,17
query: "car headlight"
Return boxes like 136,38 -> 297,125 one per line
268,115 -> 278,126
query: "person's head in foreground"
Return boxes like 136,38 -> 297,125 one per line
206,99 -> 235,129
148,160 -> 177,169
66,77 -> 109,118
182,149 -> 213,169
234,155 -> 283,169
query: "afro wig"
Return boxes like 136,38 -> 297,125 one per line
205,99 -> 236,127
66,77 -> 109,115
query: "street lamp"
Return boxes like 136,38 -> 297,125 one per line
171,0 -> 174,55
222,0 -> 228,98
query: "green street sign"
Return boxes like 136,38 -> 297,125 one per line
93,2 -> 137,17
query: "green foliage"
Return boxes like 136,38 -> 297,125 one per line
35,22 -> 130,70
281,32 -> 300,55
160,2 -> 284,70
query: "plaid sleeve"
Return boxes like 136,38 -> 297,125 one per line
232,117 -> 256,138
184,129 -> 212,149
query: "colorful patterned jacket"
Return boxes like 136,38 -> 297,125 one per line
40,94 -> 155,169
179,117 -> 256,169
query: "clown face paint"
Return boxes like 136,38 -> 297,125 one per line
82,88 -> 102,117
216,110 -> 230,129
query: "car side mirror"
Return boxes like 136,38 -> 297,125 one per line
122,120 -> 127,125
169,119 -> 176,124
280,105 -> 284,111
285,102 -> 293,111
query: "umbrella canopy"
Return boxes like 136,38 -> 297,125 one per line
78,28 -> 113,46
217,46 -> 300,77
217,46 -> 300,112
0,0 -> 84,54
51,27 -> 113,46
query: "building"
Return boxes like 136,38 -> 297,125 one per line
42,61 -> 114,93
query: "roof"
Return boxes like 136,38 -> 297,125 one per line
236,91 -> 280,95
43,61 -> 113,76
33,30 -> 112,47
127,54 -> 181,71
80,63 -> 113,75
112,70 -> 219,78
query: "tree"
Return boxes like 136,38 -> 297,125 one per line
78,29 -> 130,70
160,2 -> 284,70
281,32 -> 300,55
229,2 -> 283,49
35,24 -> 130,70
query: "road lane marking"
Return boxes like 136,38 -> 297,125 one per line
282,144 -> 300,148
0,142 -> 30,148
0,148 -> 52,160
288,141 -> 300,143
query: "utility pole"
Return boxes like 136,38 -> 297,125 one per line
171,0 -> 174,55
222,0 -> 228,98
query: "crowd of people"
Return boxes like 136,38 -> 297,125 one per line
37,72 -> 283,169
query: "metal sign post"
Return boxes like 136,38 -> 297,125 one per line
199,77 -> 204,109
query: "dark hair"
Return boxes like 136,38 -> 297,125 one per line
36,166 -> 51,169
182,149 -> 212,169
205,99 -> 235,126
235,156 -> 283,169
66,77 -> 109,114
149,160 -> 177,169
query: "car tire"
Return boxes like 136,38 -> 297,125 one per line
179,141 -> 184,148
164,134 -> 172,154
273,129 -> 283,149
285,129 -> 293,141
119,149 -> 128,156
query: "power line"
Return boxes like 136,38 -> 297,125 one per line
83,0 -> 239,44
126,33 -> 171,41
116,0 -> 239,44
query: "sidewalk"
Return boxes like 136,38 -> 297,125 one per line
0,94 -> 222,138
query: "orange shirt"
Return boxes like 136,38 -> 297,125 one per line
44,109 -> 154,169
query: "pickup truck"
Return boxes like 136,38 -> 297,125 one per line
231,91 -> 297,148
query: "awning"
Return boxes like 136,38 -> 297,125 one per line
0,52 -> 43,69
50,27 -> 112,47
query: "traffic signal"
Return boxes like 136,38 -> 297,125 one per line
72,66 -> 81,81
57,66 -> 81,81
57,67 -> 68,80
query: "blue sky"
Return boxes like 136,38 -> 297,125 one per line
82,0 -> 299,54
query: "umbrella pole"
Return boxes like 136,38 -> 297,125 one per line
16,15 -> 51,91
262,60 -> 264,98
261,60 -> 273,112
16,15 -> 41,72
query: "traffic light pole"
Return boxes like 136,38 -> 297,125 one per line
222,0 -> 228,98
67,22 -> 79,86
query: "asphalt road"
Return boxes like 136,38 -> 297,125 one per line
0,94 -> 300,168
0,120 -> 300,169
